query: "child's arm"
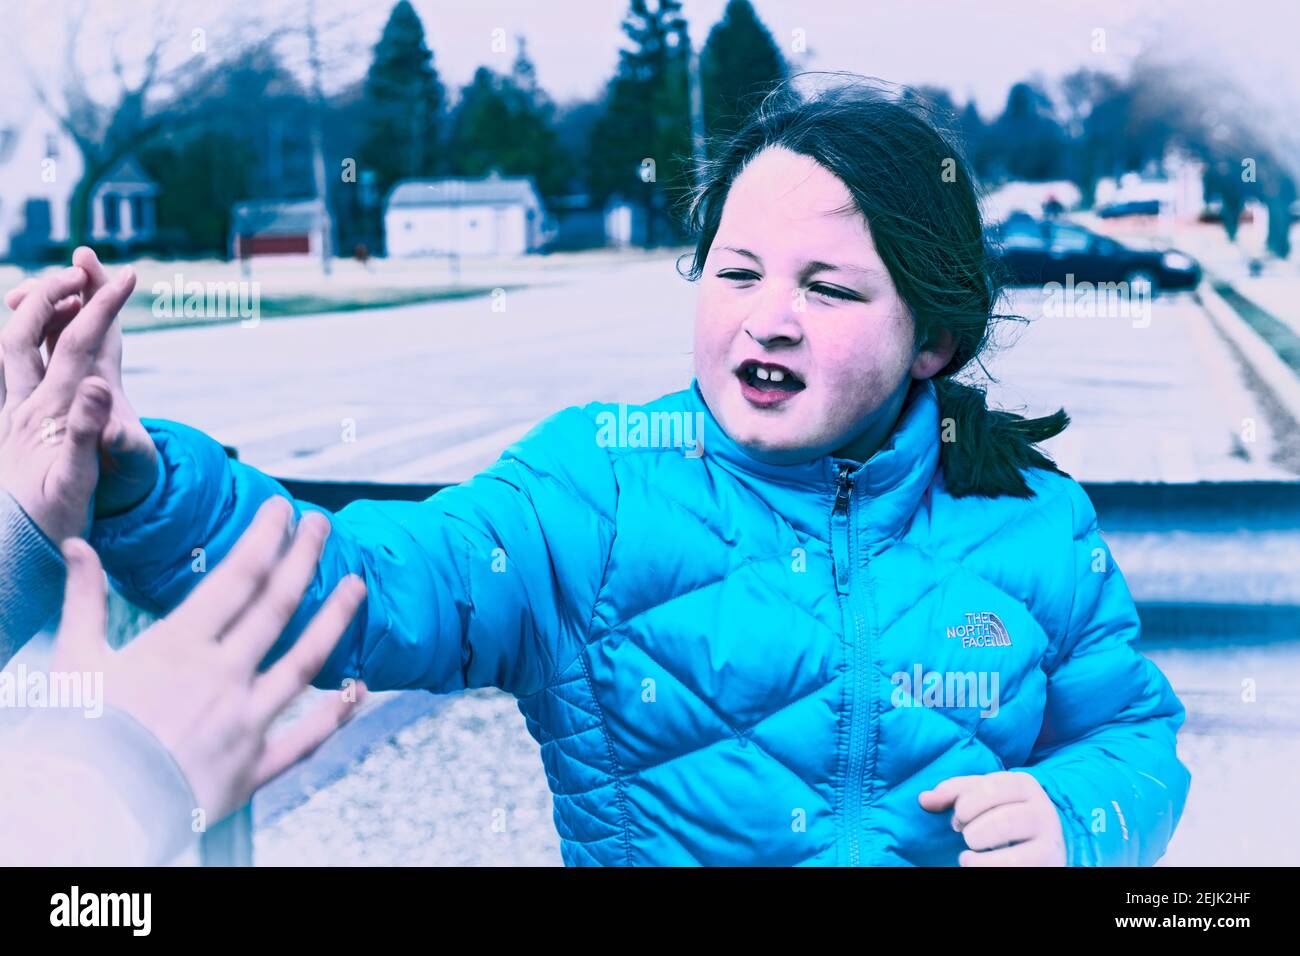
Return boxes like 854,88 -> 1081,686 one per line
1013,480 -> 1192,866
87,409 -> 615,698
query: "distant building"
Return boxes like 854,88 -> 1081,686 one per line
231,199 -> 328,258
89,156 -> 159,247
545,194 -> 607,252
1094,151 -> 1206,220
384,171 -> 551,257
0,105 -> 82,261
982,180 -> 1083,224
602,193 -> 679,248
0,103 -> 164,261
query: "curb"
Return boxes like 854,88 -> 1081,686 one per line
1196,279 -> 1300,425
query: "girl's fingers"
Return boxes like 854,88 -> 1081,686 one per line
248,684 -> 365,790
165,496 -> 296,641
0,267 -> 87,403
4,278 -> 37,311
71,246 -> 111,301
958,802 -> 1038,852
223,510 -> 333,668
250,576 -> 366,725
51,538 -> 109,670
47,377 -> 113,507
42,295 -> 85,360
39,267 -> 135,402
948,775 -> 1029,832
958,842 -> 1040,867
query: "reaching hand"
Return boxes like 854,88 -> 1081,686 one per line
919,771 -> 1067,866
52,496 -> 368,825
3,247 -> 158,520
0,263 -> 134,543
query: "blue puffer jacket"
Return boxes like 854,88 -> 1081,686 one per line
89,378 -> 1190,866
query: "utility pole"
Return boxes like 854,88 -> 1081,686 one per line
684,25 -> 706,187
307,0 -> 334,275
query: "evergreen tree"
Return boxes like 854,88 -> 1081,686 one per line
359,1 -> 445,200
446,40 -> 567,196
699,0 -> 786,150
586,0 -> 693,246
987,82 -> 1067,182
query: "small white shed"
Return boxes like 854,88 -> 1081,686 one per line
384,171 -> 549,257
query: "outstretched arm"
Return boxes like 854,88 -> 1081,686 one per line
89,408 -> 615,698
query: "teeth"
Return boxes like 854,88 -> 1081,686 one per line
754,367 -> 770,381
769,369 -> 785,383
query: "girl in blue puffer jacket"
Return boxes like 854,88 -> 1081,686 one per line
75,77 -> 1190,866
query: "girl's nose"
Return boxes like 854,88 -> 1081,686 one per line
742,284 -> 805,348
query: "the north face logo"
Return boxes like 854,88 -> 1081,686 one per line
946,612 -> 1012,648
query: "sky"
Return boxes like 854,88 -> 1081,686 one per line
1,0 -> 1297,122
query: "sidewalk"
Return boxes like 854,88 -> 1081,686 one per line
980,287 -> 1295,483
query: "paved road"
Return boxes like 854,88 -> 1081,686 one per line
119,254 -> 696,484
116,256 -> 1292,486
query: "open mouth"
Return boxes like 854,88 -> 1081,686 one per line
735,359 -> 806,406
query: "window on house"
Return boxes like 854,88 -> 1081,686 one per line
131,195 -> 145,231
103,194 -> 119,233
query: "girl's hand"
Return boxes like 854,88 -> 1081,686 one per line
3,247 -> 157,518
0,265 -> 134,543
52,498 -> 369,824
919,771 -> 1067,866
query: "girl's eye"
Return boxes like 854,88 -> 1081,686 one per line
717,269 -> 760,282
809,283 -> 863,302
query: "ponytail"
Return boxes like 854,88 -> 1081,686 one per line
933,378 -> 1071,499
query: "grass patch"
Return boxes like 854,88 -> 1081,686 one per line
1214,281 -> 1300,374
123,284 -> 516,333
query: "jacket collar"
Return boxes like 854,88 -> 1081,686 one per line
686,377 -> 941,546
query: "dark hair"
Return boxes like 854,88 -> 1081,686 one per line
677,74 -> 1070,498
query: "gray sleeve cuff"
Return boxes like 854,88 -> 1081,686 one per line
0,490 -> 66,667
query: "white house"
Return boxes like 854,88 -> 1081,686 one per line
0,101 -> 160,260
89,156 -> 160,246
384,171 -> 551,257
0,104 -> 81,261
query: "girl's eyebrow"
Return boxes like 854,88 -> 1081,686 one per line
718,246 -> 882,282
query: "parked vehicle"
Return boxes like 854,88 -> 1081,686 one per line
1097,199 -> 1161,218
987,214 -> 1201,292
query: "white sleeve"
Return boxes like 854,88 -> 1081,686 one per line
0,704 -> 199,866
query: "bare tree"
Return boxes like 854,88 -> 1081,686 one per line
11,0 -> 284,247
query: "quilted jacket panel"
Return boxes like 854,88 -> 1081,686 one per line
89,378 -> 1191,866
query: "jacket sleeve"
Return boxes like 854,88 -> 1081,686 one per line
87,410 -> 616,698
1014,480 -> 1191,866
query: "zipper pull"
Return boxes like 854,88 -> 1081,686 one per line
833,462 -> 854,514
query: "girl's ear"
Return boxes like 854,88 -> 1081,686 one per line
911,325 -> 957,380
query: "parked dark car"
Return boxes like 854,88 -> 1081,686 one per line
1097,199 -> 1161,218
986,215 -> 1201,292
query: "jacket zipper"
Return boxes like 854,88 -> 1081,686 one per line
832,462 -> 869,866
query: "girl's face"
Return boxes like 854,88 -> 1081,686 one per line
693,145 -> 952,464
